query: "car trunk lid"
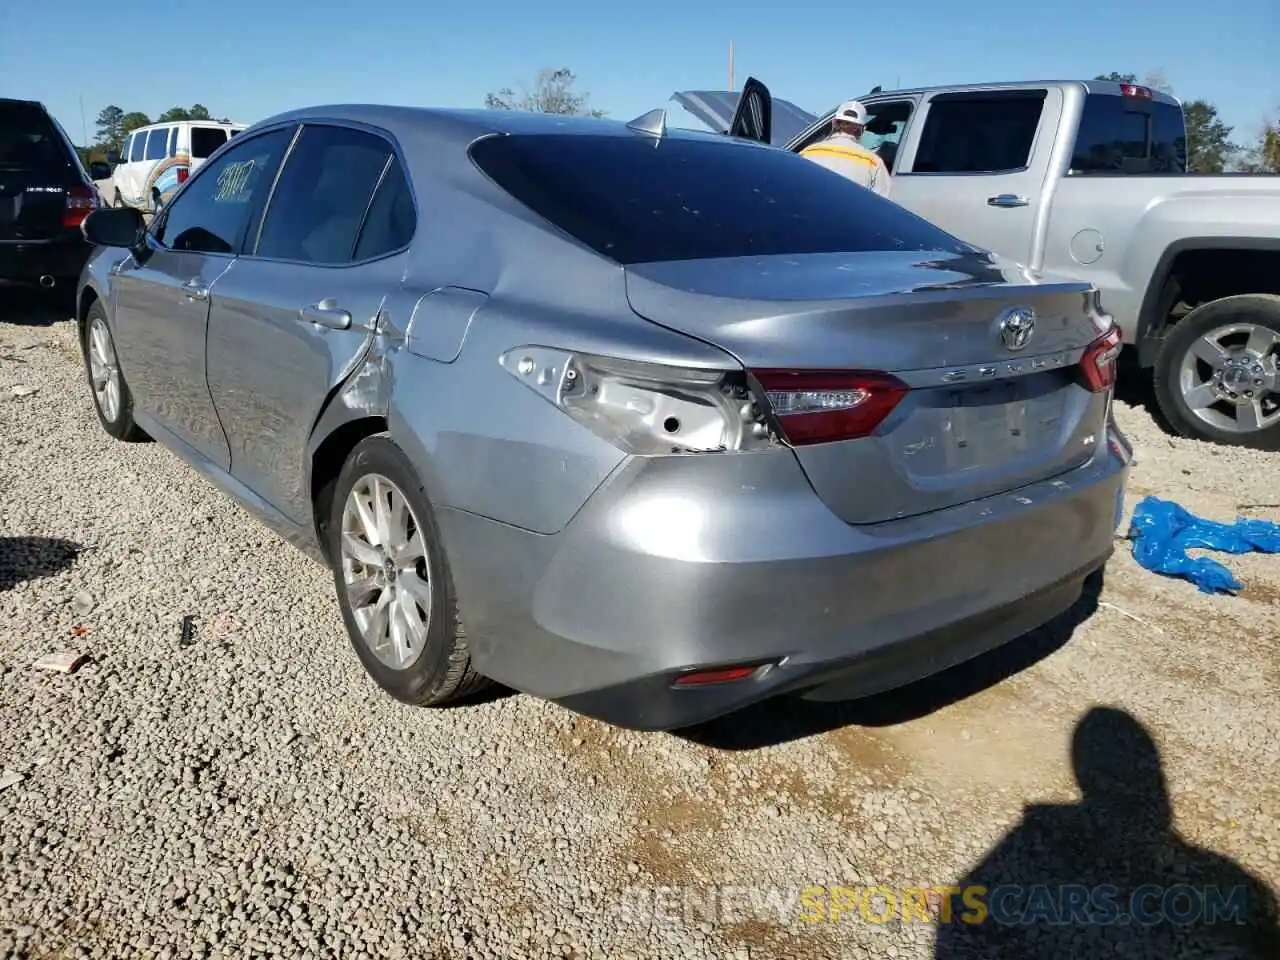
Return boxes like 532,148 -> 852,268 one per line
625,249 -> 1115,524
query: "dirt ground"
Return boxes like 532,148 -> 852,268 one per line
2,289 -> 1278,958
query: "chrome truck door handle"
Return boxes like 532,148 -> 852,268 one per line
181,278 -> 209,301
300,299 -> 352,330
987,194 -> 1029,208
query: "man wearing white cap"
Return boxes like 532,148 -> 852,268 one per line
799,99 -> 892,198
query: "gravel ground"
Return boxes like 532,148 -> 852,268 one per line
2,290 -> 1278,959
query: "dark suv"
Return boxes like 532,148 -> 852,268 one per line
1,98 -> 107,292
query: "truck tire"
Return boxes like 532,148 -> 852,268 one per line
1152,294 -> 1280,450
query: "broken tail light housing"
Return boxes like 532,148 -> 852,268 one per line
1078,324 -> 1123,393
499,347 -> 774,454
749,369 -> 910,445
62,185 -> 97,229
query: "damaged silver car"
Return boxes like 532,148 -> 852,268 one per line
74,104 -> 1131,731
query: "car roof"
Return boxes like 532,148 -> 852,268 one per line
247,103 -> 740,145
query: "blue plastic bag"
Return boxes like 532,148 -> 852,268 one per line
1127,495 -> 1280,594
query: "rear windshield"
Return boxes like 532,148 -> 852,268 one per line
1069,94 -> 1187,174
468,133 -> 971,264
0,101 -> 71,170
191,127 -> 228,159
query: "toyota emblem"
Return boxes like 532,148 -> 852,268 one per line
998,308 -> 1036,351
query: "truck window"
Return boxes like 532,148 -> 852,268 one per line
128,132 -> 146,163
910,90 -> 1046,174
190,127 -> 228,159
1069,94 -> 1187,174
144,127 -> 168,161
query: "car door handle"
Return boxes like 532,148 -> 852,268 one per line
181,278 -> 209,301
987,194 -> 1029,208
300,299 -> 352,330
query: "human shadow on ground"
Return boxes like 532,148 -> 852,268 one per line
674,569 -> 1104,752
933,706 -> 1280,959
0,536 -> 82,591
0,282 -> 74,327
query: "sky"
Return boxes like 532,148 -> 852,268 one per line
2,0 -> 1276,149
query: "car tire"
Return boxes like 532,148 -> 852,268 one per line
81,300 -> 148,442
328,434 -> 490,707
1152,293 -> 1280,451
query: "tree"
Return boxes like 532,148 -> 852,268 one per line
157,103 -> 214,123
1142,70 -> 1175,95
1182,100 -> 1237,173
1237,112 -> 1280,173
94,105 -> 126,150
484,68 -> 605,117
121,111 -> 151,135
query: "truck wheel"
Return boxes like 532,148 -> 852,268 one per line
1153,294 -> 1280,450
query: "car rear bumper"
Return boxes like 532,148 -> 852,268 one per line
0,231 -> 91,283
435,443 -> 1129,731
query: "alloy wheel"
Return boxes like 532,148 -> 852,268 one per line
87,315 -> 122,423
1177,321 -> 1280,435
339,473 -> 433,670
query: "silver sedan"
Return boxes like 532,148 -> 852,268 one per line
75,104 -> 1131,731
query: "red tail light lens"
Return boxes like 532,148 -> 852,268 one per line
177,167 -> 189,184
750,369 -> 909,445
62,185 -> 96,229
1079,325 -> 1123,392
1119,83 -> 1153,100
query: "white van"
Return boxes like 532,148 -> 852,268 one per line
108,120 -> 246,211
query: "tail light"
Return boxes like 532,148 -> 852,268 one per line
1079,324 -> 1123,393
62,185 -> 97,228
749,370 -> 909,445
177,166 -> 189,184
1119,84 -> 1153,100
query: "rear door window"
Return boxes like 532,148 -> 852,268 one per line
353,158 -> 416,259
128,132 -> 146,163
254,124 -> 395,264
144,127 -> 168,161
190,126 -> 228,160
468,132 -> 970,265
909,90 -> 1046,174
1069,94 -> 1187,174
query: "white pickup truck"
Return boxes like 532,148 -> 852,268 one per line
673,78 -> 1280,450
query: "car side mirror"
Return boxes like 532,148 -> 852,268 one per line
88,161 -> 112,181
106,150 -> 122,166
82,207 -> 147,249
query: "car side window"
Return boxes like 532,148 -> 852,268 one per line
144,127 -> 167,161
128,132 -> 145,163
255,125 -> 395,265
167,126 -> 179,158
152,127 -> 293,255
353,158 -> 416,260
909,90 -> 1046,174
